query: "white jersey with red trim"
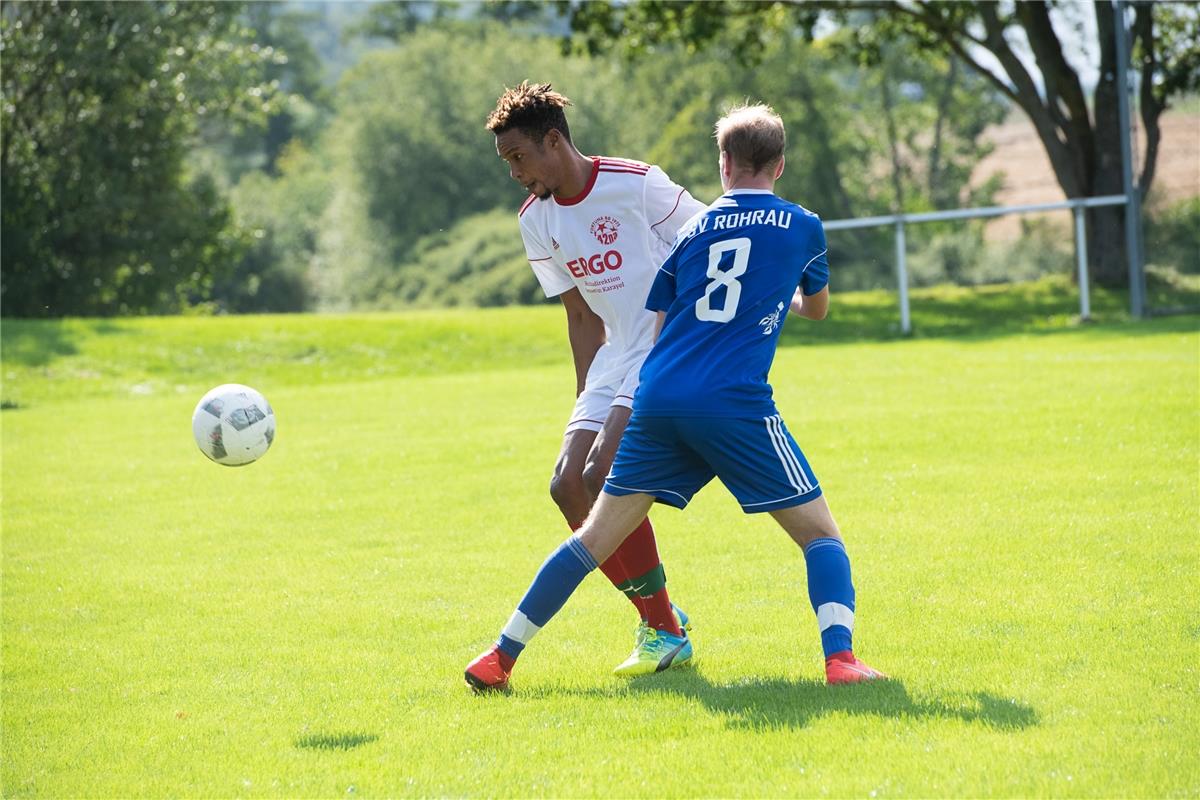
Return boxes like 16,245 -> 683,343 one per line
518,157 -> 705,358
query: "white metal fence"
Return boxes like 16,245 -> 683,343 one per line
821,0 -> 1151,335
823,195 -> 1131,334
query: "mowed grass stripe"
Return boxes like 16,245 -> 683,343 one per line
2,304 -> 1197,796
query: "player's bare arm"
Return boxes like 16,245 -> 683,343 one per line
561,287 -> 606,396
790,286 -> 830,320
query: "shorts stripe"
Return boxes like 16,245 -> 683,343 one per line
604,480 -> 689,505
740,489 -> 819,508
773,416 -> 813,492
763,416 -> 801,490
765,415 -> 812,492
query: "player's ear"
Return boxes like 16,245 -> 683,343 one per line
544,129 -> 561,151
774,155 -> 785,180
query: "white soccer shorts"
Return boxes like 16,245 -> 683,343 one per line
564,343 -> 651,434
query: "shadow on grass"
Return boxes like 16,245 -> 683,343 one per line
623,671 -> 1038,731
2,319 -> 79,367
1,318 -> 125,367
294,731 -> 379,751
522,671 -> 1037,732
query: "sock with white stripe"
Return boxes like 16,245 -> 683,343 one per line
496,535 -> 598,662
803,537 -> 855,658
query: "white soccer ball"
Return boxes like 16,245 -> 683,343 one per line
191,384 -> 276,466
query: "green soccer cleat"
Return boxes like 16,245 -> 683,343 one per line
627,603 -> 692,657
613,625 -> 693,676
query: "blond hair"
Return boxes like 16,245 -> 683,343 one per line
715,103 -> 785,175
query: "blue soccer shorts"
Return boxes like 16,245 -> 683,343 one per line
603,413 -> 822,513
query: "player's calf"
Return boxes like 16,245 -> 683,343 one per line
766,497 -> 885,683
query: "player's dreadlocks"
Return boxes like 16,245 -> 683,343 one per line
486,81 -> 573,144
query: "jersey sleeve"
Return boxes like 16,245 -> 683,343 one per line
519,210 -> 573,298
645,235 -> 685,313
645,265 -> 677,313
799,216 -> 830,296
644,165 -> 707,247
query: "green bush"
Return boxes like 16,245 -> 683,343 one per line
365,208 -> 545,309
215,144 -> 334,312
1145,196 -> 1200,274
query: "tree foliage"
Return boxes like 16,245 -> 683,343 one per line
565,0 -> 1200,285
4,3 -> 1091,316
292,19 -> 1006,305
311,22 -> 651,307
0,1 -> 279,316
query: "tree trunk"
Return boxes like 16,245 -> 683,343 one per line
879,70 -> 906,212
1089,1 -> 1130,287
793,72 -> 857,221
928,59 -> 958,207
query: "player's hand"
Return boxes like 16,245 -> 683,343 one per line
789,288 -> 805,315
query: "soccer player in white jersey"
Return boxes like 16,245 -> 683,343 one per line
465,102 -> 885,692
465,82 -> 707,686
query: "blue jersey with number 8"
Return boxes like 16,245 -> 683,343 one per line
636,189 -> 829,418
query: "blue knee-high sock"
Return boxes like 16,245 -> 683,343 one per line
803,537 -> 855,657
496,536 -> 598,661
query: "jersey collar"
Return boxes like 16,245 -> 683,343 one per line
554,157 -> 601,206
724,189 -> 775,196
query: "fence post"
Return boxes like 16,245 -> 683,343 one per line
895,219 -> 911,334
1114,0 -> 1146,318
1074,204 -> 1091,321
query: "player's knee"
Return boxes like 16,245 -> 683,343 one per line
581,459 -> 609,500
549,471 -> 588,513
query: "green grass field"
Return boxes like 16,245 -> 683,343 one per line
3,280 -> 1198,797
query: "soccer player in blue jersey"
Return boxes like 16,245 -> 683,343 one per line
465,103 -> 886,691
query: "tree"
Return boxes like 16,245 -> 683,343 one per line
0,1 -> 279,316
566,0 -> 1200,286
316,22 -> 651,307
303,17 -> 1003,307
237,3 -> 329,176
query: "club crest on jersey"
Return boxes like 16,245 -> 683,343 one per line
760,302 -> 785,335
590,216 -> 620,245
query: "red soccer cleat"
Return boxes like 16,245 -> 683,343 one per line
465,646 -> 512,693
825,650 -> 888,685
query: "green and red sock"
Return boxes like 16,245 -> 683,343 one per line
616,518 -> 682,636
